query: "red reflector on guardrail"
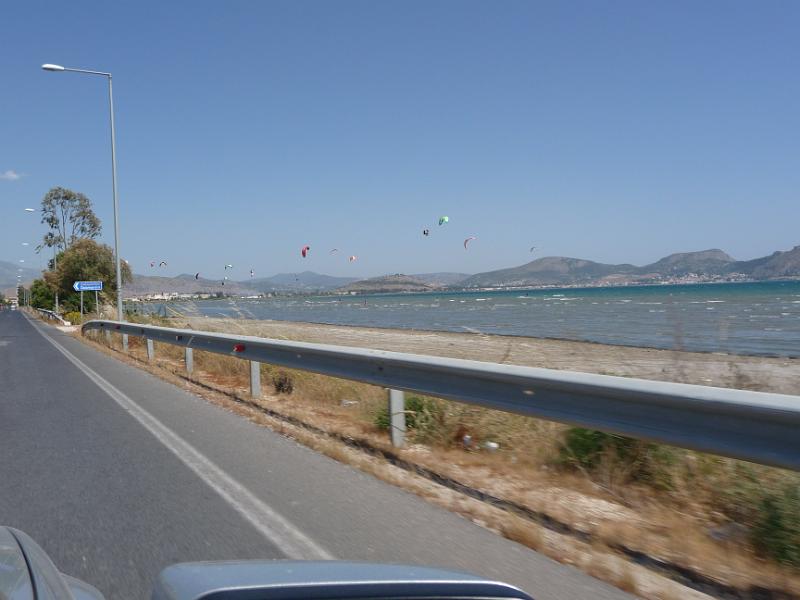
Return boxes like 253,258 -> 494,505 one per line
233,344 -> 245,353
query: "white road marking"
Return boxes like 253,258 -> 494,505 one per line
29,317 -> 333,560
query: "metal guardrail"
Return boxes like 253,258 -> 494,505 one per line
34,308 -> 71,326
82,319 -> 800,471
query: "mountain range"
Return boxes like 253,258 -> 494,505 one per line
0,261 -> 42,295
458,247 -> 800,288
5,246 -> 799,297
122,271 -> 358,295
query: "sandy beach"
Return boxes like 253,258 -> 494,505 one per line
180,317 -> 799,395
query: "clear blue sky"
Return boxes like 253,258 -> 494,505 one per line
1,1 -> 798,280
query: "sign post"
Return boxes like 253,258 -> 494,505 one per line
73,281 -> 104,320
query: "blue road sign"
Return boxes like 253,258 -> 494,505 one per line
73,280 -> 103,292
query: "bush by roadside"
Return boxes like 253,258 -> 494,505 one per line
64,311 -> 82,325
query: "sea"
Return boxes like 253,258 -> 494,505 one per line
137,281 -> 800,358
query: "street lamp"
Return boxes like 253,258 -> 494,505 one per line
42,63 -> 124,321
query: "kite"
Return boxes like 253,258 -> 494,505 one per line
423,229 -> 430,236
24,208 -> 35,212
159,261 -> 167,267
301,245 -> 311,258
438,216 -> 449,226
464,236 -> 477,249
530,246 -> 538,253
225,264 -> 233,270
250,269 -> 254,278
349,255 -> 357,262
149,261 -> 155,268
194,273 -> 200,280
329,248 -> 339,254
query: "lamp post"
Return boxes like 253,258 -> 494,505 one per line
23,208 -> 58,312
53,246 -> 59,313
42,63 -> 124,321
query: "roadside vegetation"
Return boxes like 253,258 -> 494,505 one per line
21,187 -> 131,314
80,312 -> 800,599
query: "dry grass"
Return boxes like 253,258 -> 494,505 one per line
74,316 -> 800,599
500,514 -> 544,551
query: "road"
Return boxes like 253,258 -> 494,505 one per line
0,310 -> 632,600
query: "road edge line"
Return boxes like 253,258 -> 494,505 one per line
27,316 -> 333,561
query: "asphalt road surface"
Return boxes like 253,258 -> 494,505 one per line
0,310 -> 634,600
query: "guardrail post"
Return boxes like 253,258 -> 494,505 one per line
250,361 -> 261,399
389,389 -> 406,448
146,338 -> 155,362
104,330 -> 112,344
185,347 -> 193,375
122,334 -> 129,353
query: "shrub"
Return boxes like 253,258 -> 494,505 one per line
374,407 -> 390,430
559,428 -> 675,489
373,395 -> 443,440
705,461 -> 764,524
64,311 -> 82,325
404,396 -> 443,438
560,428 -> 610,469
753,483 -> 800,566
272,371 -> 294,394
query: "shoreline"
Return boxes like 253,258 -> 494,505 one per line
176,316 -> 800,395
133,278 -> 800,360
126,276 -> 800,300
194,314 -> 800,359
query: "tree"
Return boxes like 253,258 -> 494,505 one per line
39,187 -> 102,252
30,279 -> 54,309
44,239 -> 132,313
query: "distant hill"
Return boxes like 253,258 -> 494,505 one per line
0,260 -> 39,290
459,257 -> 638,288
640,249 -> 735,276
123,274 -> 248,295
411,272 -> 471,286
122,271 -> 357,296
337,274 -> 435,294
250,271 -> 358,291
458,247 -> 800,288
731,246 -> 800,279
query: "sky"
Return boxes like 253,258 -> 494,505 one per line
1,1 -> 798,280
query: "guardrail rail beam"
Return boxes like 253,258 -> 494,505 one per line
81,319 -> 800,471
